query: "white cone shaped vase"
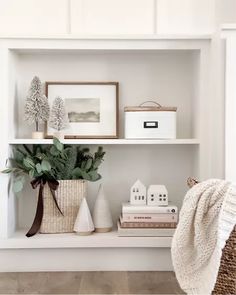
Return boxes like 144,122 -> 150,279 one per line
93,184 -> 113,233
74,197 -> 94,235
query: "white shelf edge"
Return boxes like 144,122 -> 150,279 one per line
8,139 -> 200,145
0,230 -> 172,249
0,34 -> 212,41
221,24 -> 236,31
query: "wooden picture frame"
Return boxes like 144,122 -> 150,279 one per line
45,82 -> 119,139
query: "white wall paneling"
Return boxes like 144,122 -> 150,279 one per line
215,0 -> 236,25
156,0 -> 215,34
0,0 -> 235,37
222,28 -> 236,181
70,0 -> 155,35
207,33 -> 225,179
0,48 -> 10,238
0,0 -> 226,36
0,47 -> 19,239
0,0 -> 68,36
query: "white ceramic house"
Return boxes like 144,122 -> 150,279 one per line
147,185 -> 168,206
130,179 -> 147,205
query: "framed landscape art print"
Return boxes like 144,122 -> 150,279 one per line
45,82 -> 119,139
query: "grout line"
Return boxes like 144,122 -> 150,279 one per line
67,0 -> 72,35
153,0 -> 158,35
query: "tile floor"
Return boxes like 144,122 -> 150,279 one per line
0,271 -> 184,294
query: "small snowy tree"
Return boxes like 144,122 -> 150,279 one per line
24,76 -> 50,132
49,96 -> 68,131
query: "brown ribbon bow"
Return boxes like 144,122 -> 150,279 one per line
26,178 -> 63,238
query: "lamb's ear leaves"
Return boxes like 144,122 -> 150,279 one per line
29,169 -> 35,178
33,144 -> 43,155
95,146 -> 105,157
50,145 -> 60,156
14,150 -> 24,162
35,163 -> 42,173
23,157 -> 35,169
80,170 -> 91,181
82,147 -> 90,153
72,167 -> 88,180
93,159 -> 102,169
85,158 -> 93,171
72,167 -> 82,179
41,160 -> 51,171
13,180 -> 24,193
2,168 -> 12,174
35,152 -> 46,160
88,171 -> 101,181
53,137 -> 63,152
23,144 -> 33,156
81,161 -> 87,170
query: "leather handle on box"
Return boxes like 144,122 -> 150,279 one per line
187,177 -> 199,188
139,101 -> 162,108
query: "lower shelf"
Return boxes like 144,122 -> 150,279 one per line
0,229 -> 173,249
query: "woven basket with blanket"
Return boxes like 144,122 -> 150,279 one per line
171,178 -> 236,295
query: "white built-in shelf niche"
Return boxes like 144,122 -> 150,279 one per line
0,37 -> 222,254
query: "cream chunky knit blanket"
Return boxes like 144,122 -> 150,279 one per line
171,179 -> 236,295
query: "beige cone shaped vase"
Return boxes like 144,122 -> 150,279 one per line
93,184 -> 113,233
74,198 -> 94,235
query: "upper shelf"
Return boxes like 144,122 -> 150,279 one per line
0,35 -> 211,53
0,34 -> 212,40
9,139 -> 200,145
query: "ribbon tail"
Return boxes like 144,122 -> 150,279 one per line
50,188 -> 64,216
26,183 -> 44,237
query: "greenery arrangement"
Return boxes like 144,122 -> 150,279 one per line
3,138 -> 105,193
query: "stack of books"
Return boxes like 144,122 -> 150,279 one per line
117,202 -> 178,237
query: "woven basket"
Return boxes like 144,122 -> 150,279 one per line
40,180 -> 87,234
187,178 -> 236,294
212,225 -> 236,295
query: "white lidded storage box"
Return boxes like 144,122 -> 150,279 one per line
124,101 -> 177,139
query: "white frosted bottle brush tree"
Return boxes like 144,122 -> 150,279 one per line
24,76 -> 50,139
49,96 -> 68,139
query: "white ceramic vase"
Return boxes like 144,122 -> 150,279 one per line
74,197 -> 94,235
32,131 -> 44,139
92,184 -> 113,233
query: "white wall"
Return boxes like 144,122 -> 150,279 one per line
215,0 -> 236,25
0,0 -> 221,36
